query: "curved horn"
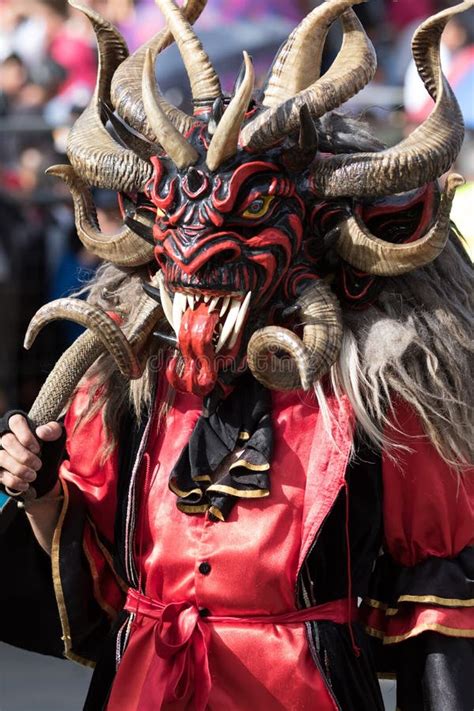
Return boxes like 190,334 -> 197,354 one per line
206,52 -> 254,171
67,2 -> 153,191
310,2 -> 469,198
142,50 -> 199,169
263,0 -> 365,108
46,165 -> 155,266
155,0 -> 221,104
247,280 -> 343,391
241,6 -> 376,152
335,173 -> 464,275
103,102 -> 156,160
111,0 -> 207,141
25,299 -> 142,379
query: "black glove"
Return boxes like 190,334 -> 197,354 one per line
0,410 -> 66,498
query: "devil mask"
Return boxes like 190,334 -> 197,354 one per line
47,0 -> 467,398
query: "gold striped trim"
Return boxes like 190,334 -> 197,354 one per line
86,516 -> 127,593
364,598 -> 388,611
238,431 -> 250,441
194,475 -> 211,483
82,537 -> 117,620
169,481 -> 203,499
229,459 -> 270,472
207,483 -> 270,499
177,503 -> 209,514
389,594 -> 474,611
366,595 -> 474,617
208,505 -> 225,521
365,623 -> 474,644
51,480 -> 95,668
365,625 -> 385,640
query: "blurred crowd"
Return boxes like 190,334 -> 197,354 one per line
0,0 -> 473,411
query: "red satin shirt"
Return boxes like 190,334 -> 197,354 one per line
62,386 -> 354,710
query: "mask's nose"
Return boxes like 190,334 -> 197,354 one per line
157,232 -> 243,276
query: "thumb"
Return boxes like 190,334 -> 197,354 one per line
36,422 -> 64,442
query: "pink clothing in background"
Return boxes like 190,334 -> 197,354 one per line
387,0 -> 434,31
120,0 -> 302,51
49,31 -> 96,96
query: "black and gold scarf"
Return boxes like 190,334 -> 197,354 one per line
169,375 -> 273,521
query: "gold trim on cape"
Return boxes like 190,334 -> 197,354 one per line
51,479 -> 95,668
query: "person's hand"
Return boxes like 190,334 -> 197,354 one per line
0,415 -> 63,494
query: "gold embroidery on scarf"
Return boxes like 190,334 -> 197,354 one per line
207,483 -> 270,498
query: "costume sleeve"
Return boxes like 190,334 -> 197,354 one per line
361,400 -> 474,711
53,387 -> 126,666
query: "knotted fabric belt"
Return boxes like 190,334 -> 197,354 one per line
121,587 -> 358,711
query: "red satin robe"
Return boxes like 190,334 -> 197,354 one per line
58,383 -> 473,710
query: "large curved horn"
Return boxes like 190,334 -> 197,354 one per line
25,299 -> 143,379
247,280 -> 343,391
263,0 -> 364,108
47,165 -> 155,266
142,50 -> 199,169
111,0 -> 207,141
310,2 -> 470,198
22,273 -> 163,434
334,173 -> 464,275
155,0 -> 221,104
206,52 -> 254,171
67,2 -> 153,191
241,6 -> 376,152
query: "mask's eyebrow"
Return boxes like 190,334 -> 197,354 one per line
211,161 -> 279,214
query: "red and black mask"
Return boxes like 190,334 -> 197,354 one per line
145,136 -> 311,395
55,0 -> 465,398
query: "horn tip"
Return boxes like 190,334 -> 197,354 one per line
68,0 -> 88,15
445,172 -> 465,197
45,164 -> 69,177
23,319 -> 39,350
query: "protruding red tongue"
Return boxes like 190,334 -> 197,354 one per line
166,302 -> 220,396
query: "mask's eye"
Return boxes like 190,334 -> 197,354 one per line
241,195 -> 274,219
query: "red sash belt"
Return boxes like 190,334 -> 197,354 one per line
123,588 -> 358,711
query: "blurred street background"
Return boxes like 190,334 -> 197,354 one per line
0,0 -> 472,709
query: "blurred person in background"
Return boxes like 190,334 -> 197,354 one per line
404,4 -> 474,260
116,0 -> 312,50
27,0 -> 96,124
404,5 -> 474,122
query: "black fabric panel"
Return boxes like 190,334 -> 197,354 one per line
83,611 -> 129,711
59,481 -> 114,663
367,547 -> 474,607
0,509 -> 63,657
113,403 -> 150,585
297,434 -> 383,606
311,621 -> 385,711
395,633 -> 474,711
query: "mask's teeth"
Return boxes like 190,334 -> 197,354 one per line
209,296 -> 219,313
158,273 -> 174,329
203,295 -> 210,303
216,297 -> 241,353
187,295 -> 195,310
228,291 -> 251,349
172,292 -> 187,335
219,296 -> 230,318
